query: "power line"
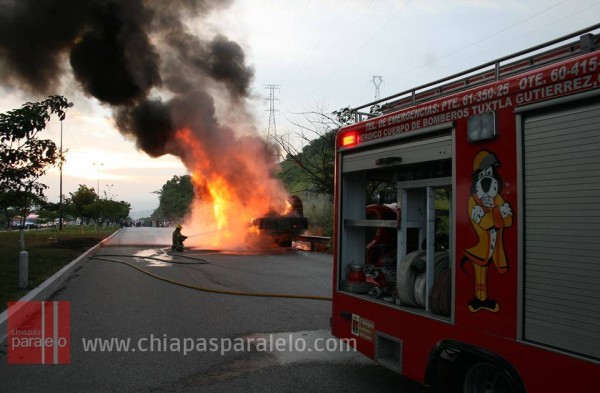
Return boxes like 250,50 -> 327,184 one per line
304,0 -> 410,100
277,0 -> 325,84
271,2 -> 311,83
384,0 -> 573,88
399,2 -> 600,92
284,0 -> 351,88
288,0 -> 378,91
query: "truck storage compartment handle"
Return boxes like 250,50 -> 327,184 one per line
375,156 -> 402,166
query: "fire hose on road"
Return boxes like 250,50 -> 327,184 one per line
89,254 -> 332,302
93,253 -> 210,265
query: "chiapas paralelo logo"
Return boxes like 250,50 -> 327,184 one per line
7,301 -> 70,364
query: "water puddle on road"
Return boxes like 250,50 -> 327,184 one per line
130,248 -> 211,266
133,249 -> 173,267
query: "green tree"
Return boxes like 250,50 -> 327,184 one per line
277,110 -> 337,197
151,175 -> 195,222
274,109 -> 339,236
69,184 -> 98,224
0,190 -> 43,229
85,199 -> 130,224
0,96 -> 72,197
0,95 -> 72,241
0,190 -> 19,229
56,196 -> 77,224
37,201 -> 60,225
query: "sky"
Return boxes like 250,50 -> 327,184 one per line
1,0 -> 599,216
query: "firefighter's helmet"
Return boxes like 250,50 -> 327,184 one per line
472,150 -> 498,173
176,224 -> 182,229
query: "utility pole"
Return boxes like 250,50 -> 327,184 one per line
264,84 -> 280,147
93,162 -> 103,198
371,75 -> 384,100
59,117 -> 64,231
58,102 -> 74,230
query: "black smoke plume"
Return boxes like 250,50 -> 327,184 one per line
115,99 -> 173,157
0,0 -> 254,158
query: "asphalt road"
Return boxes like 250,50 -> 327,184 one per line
1,228 -> 424,393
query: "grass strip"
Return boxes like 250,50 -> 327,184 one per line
0,226 -> 116,312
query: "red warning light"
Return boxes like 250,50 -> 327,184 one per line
342,133 -> 357,147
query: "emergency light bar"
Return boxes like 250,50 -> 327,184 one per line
341,133 -> 357,147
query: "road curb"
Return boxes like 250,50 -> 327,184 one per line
0,228 -> 122,343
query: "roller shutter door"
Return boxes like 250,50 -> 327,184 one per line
342,134 -> 452,173
522,101 -> 600,359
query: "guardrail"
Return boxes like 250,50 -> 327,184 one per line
293,235 -> 331,251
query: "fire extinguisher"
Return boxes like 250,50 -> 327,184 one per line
347,263 -> 366,282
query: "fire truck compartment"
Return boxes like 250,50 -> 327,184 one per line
338,130 -> 454,319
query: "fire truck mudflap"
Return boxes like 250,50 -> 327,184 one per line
332,25 -> 600,393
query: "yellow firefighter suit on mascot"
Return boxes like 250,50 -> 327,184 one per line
463,151 -> 513,313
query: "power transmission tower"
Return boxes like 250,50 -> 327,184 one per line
371,75 -> 384,100
265,84 -> 280,146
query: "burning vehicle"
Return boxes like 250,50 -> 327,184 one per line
248,195 -> 308,247
0,0 -> 305,251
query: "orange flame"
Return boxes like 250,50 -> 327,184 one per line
207,176 -> 232,234
174,128 -> 287,249
282,199 -> 293,216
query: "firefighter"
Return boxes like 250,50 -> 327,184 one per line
172,224 -> 188,252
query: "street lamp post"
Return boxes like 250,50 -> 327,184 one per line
58,102 -> 74,231
93,162 -> 104,198
106,184 -> 114,200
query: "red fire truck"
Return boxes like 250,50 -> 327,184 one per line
332,25 -> 600,393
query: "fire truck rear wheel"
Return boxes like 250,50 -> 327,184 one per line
463,362 -> 515,393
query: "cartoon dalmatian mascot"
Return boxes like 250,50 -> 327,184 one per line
463,150 -> 513,312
